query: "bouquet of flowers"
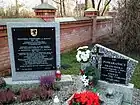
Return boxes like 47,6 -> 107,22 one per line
68,91 -> 100,105
76,46 -> 91,63
76,46 -> 100,87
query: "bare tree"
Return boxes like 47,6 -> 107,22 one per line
41,0 -> 44,3
62,0 -> 66,16
52,0 -> 66,16
101,0 -> 111,16
15,0 -> 19,17
91,0 -> 95,8
97,0 -> 102,11
85,0 -> 88,10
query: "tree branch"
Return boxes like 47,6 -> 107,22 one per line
91,0 -> 95,8
101,0 -> 111,16
97,0 -> 102,11
52,0 -> 60,4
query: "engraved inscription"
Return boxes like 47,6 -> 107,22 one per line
12,27 -> 56,72
101,57 -> 127,84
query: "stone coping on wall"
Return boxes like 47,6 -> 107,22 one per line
55,17 -> 91,22
97,16 -> 113,22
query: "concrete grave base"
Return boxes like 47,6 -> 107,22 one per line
100,92 -> 123,105
97,80 -> 134,104
4,75 -> 73,86
55,75 -> 74,86
4,77 -> 40,85
122,102 -> 132,105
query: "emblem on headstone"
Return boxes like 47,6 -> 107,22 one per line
30,29 -> 37,36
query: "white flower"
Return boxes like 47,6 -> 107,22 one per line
86,50 -> 90,54
80,52 -> 89,62
81,52 -> 86,56
85,53 -> 90,59
76,46 -> 91,63
80,75 -> 87,82
83,57 -> 88,62
77,50 -> 82,55
83,79 -> 89,87
76,54 -> 81,62
53,95 -> 60,103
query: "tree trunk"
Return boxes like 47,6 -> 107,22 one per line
62,0 -> 66,16
97,0 -> 101,11
101,0 -> 111,16
60,0 -> 63,16
91,0 -> 95,8
15,0 -> 18,17
41,0 -> 43,3
85,0 -> 88,10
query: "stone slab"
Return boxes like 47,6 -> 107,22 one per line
91,44 -> 138,84
100,92 -> 123,105
4,75 -> 73,86
7,22 -> 60,81
122,102 -> 131,105
55,75 -> 74,86
98,80 -> 134,103
4,77 -> 39,85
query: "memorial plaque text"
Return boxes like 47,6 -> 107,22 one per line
101,57 -> 127,84
12,27 -> 56,72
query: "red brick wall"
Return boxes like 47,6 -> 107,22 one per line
0,31 -> 10,76
0,16 -> 113,76
92,17 -> 113,43
60,19 -> 92,52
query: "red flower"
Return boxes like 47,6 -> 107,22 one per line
69,91 -> 100,105
80,69 -> 84,75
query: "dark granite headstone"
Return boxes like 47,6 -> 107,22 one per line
7,22 -> 60,81
12,27 -> 56,72
101,57 -> 127,84
91,44 -> 138,85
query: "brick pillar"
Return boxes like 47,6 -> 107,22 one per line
84,8 -> 98,43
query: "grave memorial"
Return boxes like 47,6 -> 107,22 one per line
101,57 -> 127,84
90,44 -> 139,105
91,44 -> 138,85
7,22 -> 60,81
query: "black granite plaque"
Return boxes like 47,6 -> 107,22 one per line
12,27 -> 56,72
101,57 -> 127,84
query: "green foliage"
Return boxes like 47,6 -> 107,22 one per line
129,54 -> 140,89
61,50 -> 80,75
85,66 -> 100,86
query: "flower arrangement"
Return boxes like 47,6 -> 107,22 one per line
68,91 -> 100,105
76,46 -> 91,63
76,46 -> 100,87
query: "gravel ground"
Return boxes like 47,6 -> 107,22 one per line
132,88 -> 140,105
10,76 -> 140,105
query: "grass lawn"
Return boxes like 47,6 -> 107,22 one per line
61,50 -> 140,89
